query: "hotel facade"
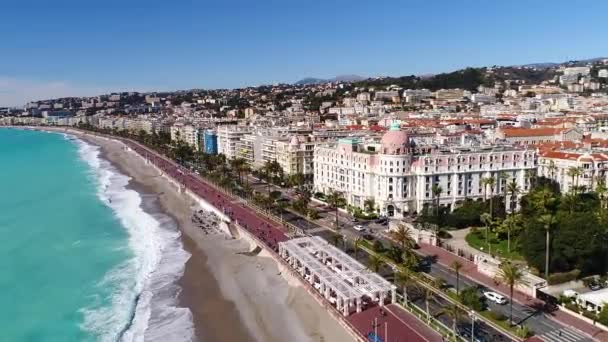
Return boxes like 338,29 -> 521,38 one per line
313,123 -> 537,218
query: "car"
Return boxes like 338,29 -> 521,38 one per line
589,282 -> 603,291
483,291 -> 507,305
375,217 -> 387,224
354,225 -> 365,231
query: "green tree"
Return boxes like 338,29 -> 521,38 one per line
363,198 -> 376,213
431,184 -> 443,219
451,260 -> 463,295
395,269 -> 414,304
567,166 -> 583,194
437,304 -> 464,338
495,261 -> 525,325
391,224 -> 416,251
538,213 -> 557,279
420,286 -> 436,323
480,212 -> 493,252
326,190 -> 345,231
506,179 -> 521,214
367,254 -> 383,272
459,286 -> 485,311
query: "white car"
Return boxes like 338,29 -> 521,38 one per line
484,291 -> 507,305
353,225 -> 365,231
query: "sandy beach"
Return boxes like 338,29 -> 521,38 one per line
66,130 -> 354,342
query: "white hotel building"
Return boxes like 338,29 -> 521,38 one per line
313,123 -> 537,218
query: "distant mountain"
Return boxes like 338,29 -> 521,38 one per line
295,77 -> 327,85
295,74 -> 365,85
518,57 -> 607,69
519,62 -> 560,69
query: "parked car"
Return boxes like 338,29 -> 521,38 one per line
588,282 -> 603,291
375,217 -> 388,224
483,291 -> 507,305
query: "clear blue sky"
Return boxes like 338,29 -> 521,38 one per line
1,0 -> 607,106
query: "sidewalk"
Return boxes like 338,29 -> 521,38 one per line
417,243 -> 608,342
347,304 -> 443,342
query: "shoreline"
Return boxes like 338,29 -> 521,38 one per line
34,127 -> 354,342
91,134 -> 256,342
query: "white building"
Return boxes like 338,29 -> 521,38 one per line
538,147 -> 608,193
216,125 -> 251,160
313,123 -> 536,217
170,123 -> 200,150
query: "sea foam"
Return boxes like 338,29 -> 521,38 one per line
72,136 -> 194,342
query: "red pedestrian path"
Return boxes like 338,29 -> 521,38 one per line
347,304 -> 443,342
125,141 -> 289,252
417,243 -> 608,342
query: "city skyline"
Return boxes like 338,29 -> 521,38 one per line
2,0 -> 608,106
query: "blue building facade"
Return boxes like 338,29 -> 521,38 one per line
203,129 -> 218,155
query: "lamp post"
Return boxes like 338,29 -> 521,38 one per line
470,310 -> 476,342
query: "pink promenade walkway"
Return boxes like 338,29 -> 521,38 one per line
417,243 -> 608,342
124,141 -> 289,251
347,304 -> 443,342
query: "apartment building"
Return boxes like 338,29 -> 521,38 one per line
216,125 -> 251,159
170,123 -> 200,150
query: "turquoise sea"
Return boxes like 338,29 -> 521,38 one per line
0,128 -> 192,342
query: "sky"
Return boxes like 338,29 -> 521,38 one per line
1,0 -> 607,106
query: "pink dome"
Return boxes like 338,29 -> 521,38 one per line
381,122 -> 410,155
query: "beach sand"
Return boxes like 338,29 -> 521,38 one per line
73,132 -> 354,342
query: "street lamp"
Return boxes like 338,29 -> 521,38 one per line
469,310 -> 476,342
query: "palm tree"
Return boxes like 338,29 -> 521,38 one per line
288,172 -> 306,188
363,198 -> 376,213
538,214 -> 557,279
495,261 -> 525,325
328,232 -> 343,247
326,190 -> 344,231
596,178 -> 608,209
501,214 -> 521,254
437,304 -> 464,338
480,212 -> 493,252
354,236 -> 363,260
420,286 -> 436,323
431,184 -> 443,219
567,166 -> 583,194
525,169 -> 537,189
394,269 -> 413,304
548,160 -> 558,179
451,260 -> 463,295
530,187 -> 557,214
506,179 -> 521,214
391,224 -> 416,251
481,176 -> 496,217
367,254 -> 383,273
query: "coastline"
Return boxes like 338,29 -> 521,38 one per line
42,127 -> 354,342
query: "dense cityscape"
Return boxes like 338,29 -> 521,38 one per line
3,57 -> 608,342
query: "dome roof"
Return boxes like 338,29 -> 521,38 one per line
290,135 -> 300,145
381,122 -> 410,154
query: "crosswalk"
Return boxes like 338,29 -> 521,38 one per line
539,327 -> 592,342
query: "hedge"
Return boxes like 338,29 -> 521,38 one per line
548,269 -> 581,285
